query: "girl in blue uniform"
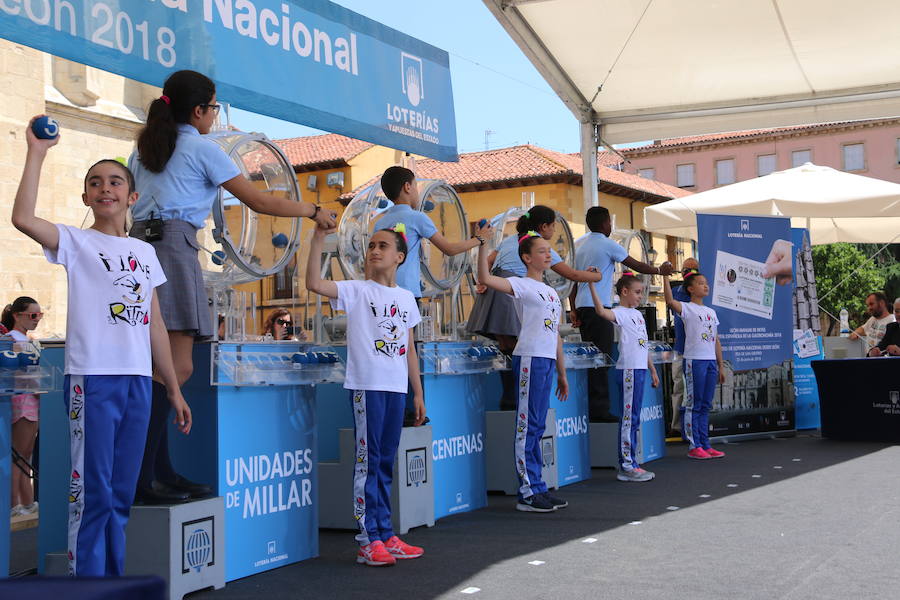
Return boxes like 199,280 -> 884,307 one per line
307,222 -> 431,566
468,205 -> 600,410
588,274 -> 659,481
12,117 -> 189,575
129,70 -> 336,503
663,270 -> 726,459
477,231 -> 569,512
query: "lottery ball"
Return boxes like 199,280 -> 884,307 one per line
0,351 -> 20,369
478,218 -> 488,228
211,250 -> 227,266
422,200 -> 435,212
32,116 -> 60,139
377,198 -> 389,209
271,233 -> 289,248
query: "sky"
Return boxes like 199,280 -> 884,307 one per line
228,0 -> 579,154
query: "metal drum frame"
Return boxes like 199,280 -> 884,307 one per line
202,131 -> 304,286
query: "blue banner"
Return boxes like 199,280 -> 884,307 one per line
0,0 -> 458,160
425,373 -> 487,519
792,334 -> 823,429
552,369 -> 590,486
697,214 -> 793,371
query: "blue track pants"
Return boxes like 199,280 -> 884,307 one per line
350,389 -> 404,546
513,355 -> 554,499
617,369 -> 646,471
681,360 -> 718,449
65,374 -> 151,576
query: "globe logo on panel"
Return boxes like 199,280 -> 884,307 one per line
541,437 -> 555,468
401,53 -> 424,107
406,448 -> 427,487
182,518 -> 214,574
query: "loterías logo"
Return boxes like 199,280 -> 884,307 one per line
401,52 -> 424,107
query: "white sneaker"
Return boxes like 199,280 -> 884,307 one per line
10,504 -> 23,518
18,502 -> 38,515
617,469 -> 653,482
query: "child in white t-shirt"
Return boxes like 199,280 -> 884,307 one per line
588,274 -> 659,482
11,116 -> 189,576
663,269 -> 726,460
306,221 -> 426,567
477,230 -> 569,513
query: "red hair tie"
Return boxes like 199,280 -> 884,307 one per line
159,95 -> 171,105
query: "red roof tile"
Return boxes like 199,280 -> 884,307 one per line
275,133 -> 373,169
338,144 -> 688,202
622,117 -> 899,153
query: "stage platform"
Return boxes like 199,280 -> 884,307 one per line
12,434 -> 899,599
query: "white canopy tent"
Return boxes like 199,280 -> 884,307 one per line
485,0 -> 900,210
643,163 -> 900,245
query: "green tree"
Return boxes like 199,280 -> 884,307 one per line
812,243 -> 886,335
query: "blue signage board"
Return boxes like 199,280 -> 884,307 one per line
0,0 -> 458,161
552,368 -> 590,486
425,373 -> 487,519
0,397 -> 9,576
217,384 -> 318,580
697,214 -> 793,371
792,334 -> 823,429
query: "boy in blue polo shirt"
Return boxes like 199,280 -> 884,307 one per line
373,166 -> 488,300
569,206 -> 672,422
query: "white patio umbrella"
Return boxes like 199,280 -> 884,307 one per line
643,163 -> 900,244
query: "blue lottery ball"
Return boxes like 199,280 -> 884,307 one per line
422,200 -> 435,212
0,351 -> 20,369
32,116 -> 60,139
211,250 -> 226,266
467,347 -> 481,358
18,352 -> 39,367
325,352 -> 339,363
271,233 -> 289,248
377,198 -> 389,209
478,218 -> 488,228
576,347 -> 588,355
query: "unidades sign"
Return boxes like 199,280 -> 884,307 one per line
0,0 -> 458,161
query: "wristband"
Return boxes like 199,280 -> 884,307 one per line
474,235 -> 485,246
309,204 -> 320,219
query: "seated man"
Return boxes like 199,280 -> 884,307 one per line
850,291 -> 895,351
868,297 -> 900,357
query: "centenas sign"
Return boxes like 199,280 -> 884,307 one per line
0,0 -> 458,161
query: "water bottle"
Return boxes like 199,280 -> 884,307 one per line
839,308 -> 850,337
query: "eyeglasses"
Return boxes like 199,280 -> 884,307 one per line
19,312 -> 43,320
201,103 -> 222,115
275,318 -> 291,326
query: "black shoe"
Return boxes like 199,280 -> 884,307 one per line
162,475 -> 213,498
516,494 -> 556,513
540,492 -> 568,509
134,483 -> 189,505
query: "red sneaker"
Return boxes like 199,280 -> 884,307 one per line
705,447 -> 725,458
384,536 -> 424,559
687,447 -> 711,460
357,540 -> 396,566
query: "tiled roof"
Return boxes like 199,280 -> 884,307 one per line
622,117 -> 900,153
338,144 -> 688,202
274,133 -> 373,170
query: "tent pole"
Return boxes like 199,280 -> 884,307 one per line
581,120 -> 599,212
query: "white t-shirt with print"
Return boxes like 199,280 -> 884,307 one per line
613,307 -> 649,370
44,225 -> 166,376
507,277 -> 561,360
679,301 -> 719,361
331,280 -> 421,394
863,314 -> 896,350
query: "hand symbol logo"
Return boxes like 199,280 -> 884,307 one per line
405,66 -> 422,106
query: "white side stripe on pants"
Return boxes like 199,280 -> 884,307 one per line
514,357 -> 533,498
620,369 -> 636,471
683,361 -> 697,448
350,390 -> 370,544
67,376 -> 86,575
